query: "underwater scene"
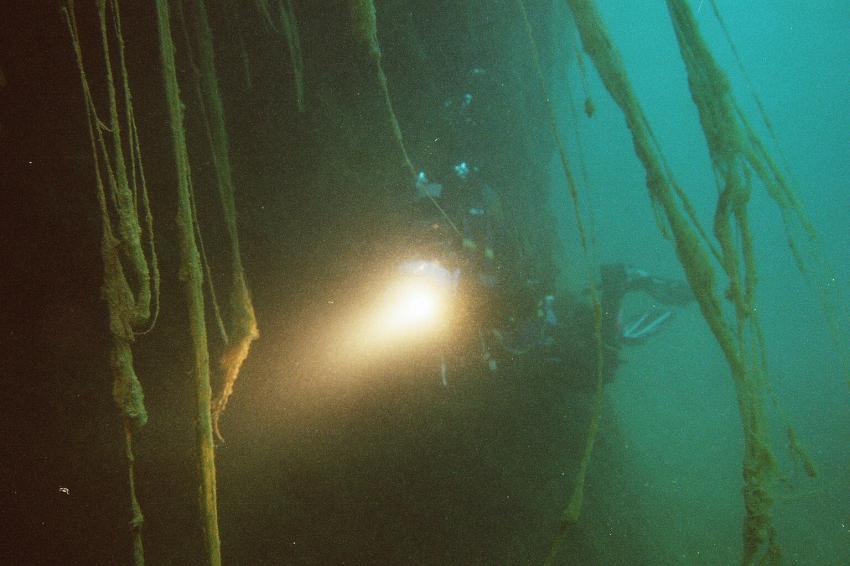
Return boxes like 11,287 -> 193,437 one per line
0,1 -> 847,564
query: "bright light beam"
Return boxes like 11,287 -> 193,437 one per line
380,279 -> 443,334
348,260 -> 458,360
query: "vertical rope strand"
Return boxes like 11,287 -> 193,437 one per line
155,1 -> 221,562
514,3 -> 605,561
184,0 -> 260,441
63,1 -> 156,562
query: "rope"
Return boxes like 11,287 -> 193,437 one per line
63,0 -> 159,562
173,0 -> 230,346
351,0 -> 416,180
184,0 -> 260,442
255,1 -> 305,111
155,1 -> 221,562
564,0 -> 804,562
515,3 -> 606,561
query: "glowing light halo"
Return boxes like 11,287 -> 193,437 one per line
379,278 -> 445,334
348,259 -> 459,358
385,279 -> 442,330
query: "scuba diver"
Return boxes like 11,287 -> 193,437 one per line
402,69 -> 694,380
406,161 -> 694,381
409,161 -> 508,374
492,262 -> 694,365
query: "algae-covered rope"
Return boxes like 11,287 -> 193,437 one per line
566,0 -> 784,563
543,365 -> 605,566
155,0 -> 221,562
665,3 -> 833,560
63,0 -> 159,562
707,0 -> 791,174
172,0 -> 230,348
107,0 -> 160,337
351,0 -> 416,180
183,0 -> 260,442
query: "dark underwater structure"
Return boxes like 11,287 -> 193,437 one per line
1,1 -> 844,564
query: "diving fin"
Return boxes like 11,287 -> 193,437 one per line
620,306 -> 675,344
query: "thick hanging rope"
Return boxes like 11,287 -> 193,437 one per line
665,2 -> 779,560
155,1 -> 221,563
709,0 -> 849,388
706,0 -> 788,172
63,0 -> 159,563
183,0 -> 260,442
169,0 -> 230,351
664,2 -> 828,561
563,0 -> 799,563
